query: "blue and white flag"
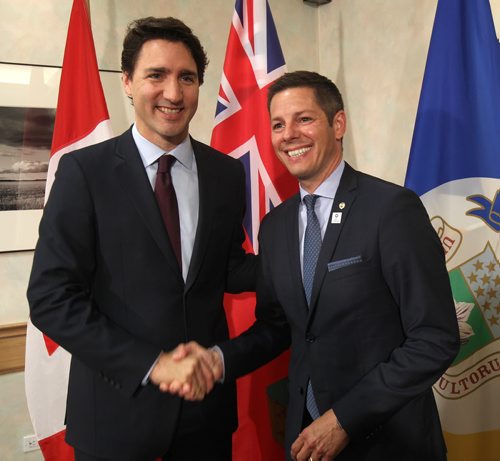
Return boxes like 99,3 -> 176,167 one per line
406,1 -> 500,459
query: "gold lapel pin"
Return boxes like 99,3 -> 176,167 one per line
339,202 -> 345,210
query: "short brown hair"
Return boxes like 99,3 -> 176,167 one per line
121,17 -> 209,84
267,71 -> 344,125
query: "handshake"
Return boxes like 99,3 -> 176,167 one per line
149,342 -> 223,401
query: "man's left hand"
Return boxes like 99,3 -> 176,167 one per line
291,409 -> 349,461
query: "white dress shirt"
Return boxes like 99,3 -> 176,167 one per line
132,124 -> 199,281
298,160 -> 345,275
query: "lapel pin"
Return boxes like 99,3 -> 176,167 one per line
339,202 -> 345,210
331,212 -> 342,224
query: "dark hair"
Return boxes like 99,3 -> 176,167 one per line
267,71 -> 344,125
121,17 -> 209,85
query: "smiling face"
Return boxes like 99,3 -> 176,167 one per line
270,87 -> 346,193
122,39 -> 199,151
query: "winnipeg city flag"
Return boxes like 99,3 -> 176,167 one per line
405,1 -> 500,459
211,0 -> 296,459
24,0 -> 112,459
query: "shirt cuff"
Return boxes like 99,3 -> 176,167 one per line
142,352 -> 162,386
210,345 -> 225,383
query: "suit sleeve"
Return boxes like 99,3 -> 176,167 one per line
332,189 -> 460,440
219,215 -> 291,379
27,154 -> 160,398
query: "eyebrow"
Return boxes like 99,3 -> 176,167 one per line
271,110 -> 313,121
143,67 -> 167,74
179,70 -> 198,78
143,67 -> 198,77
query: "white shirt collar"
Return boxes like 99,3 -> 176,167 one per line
299,159 -> 345,202
132,124 -> 194,170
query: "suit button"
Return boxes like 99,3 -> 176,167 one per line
306,334 -> 316,343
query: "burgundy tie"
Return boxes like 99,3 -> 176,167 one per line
154,155 -> 182,269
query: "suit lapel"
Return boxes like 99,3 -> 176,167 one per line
185,139 -> 212,291
285,194 -> 308,314
309,163 -> 358,311
113,129 -> 183,279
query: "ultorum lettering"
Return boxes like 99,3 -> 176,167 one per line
434,356 -> 500,399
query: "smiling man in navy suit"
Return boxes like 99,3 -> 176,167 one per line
28,17 -> 255,461
208,71 -> 460,461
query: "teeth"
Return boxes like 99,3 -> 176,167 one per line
158,107 -> 181,114
287,147 -> 310,157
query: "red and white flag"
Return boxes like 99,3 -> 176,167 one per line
211,1 -> 297,459
24,0 -> 112,458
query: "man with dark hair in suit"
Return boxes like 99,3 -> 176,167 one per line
28,16 -> 255,461
182,71 -> 459,461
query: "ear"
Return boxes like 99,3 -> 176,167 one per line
122,72 -> 132,98
333,110 -> 347,141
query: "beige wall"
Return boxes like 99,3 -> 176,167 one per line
320,0 -> 500,184
318,0 -> 437,184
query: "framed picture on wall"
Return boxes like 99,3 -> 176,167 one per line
0,62 -> 131,252
0,63 -> 59,252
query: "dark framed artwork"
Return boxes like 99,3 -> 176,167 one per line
0,63 -> 58,252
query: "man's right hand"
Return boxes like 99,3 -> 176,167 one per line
149,344 -> 218,400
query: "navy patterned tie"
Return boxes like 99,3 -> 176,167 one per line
155,155 -> 182,270
302,194 -> 321,420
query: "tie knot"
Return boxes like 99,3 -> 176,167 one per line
303,194 -> 318,211
158,155 -> 176,174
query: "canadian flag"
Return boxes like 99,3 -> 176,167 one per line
24,0 -> 112,459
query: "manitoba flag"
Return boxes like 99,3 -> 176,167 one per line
211,1 -> 297,459
24,0 -> 112,459
405,0 -> 500,459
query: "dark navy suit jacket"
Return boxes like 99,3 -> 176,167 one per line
220,163 -> 459,461
28,129 -> 256,460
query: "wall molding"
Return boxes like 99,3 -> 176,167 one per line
0,322 -> 27,374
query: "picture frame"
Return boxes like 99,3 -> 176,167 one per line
0,62 -> 132,253
0,62 -> 59,252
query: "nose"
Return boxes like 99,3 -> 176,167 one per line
283,123 -> 298,142
162,78 -> 183,104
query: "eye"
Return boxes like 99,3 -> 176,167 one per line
299,116 -> 313,123
180,74 -> 197,84
148,73 -> 162,80
272,122 -> 284,131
